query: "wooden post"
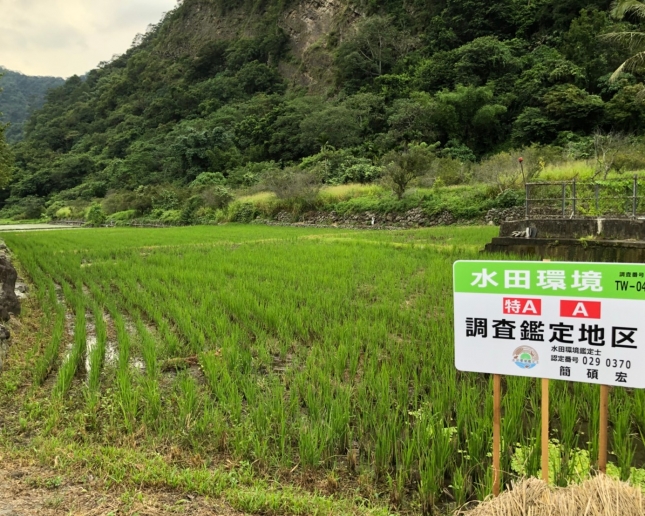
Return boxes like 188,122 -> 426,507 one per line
541,258 -> 550,484
599,384 -> 609,473
541,377 -> 549,483
493,374 -> 502,496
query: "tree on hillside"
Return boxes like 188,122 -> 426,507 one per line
0,123 -> 10,188
604,0 -> 645,81
335,16 -> 417,92
0,79 -> 13,188
381,142 -> 438,199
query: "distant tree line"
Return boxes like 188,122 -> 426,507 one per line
0,68 -> 64,143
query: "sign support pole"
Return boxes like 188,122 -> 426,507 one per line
540,258 -> 550,484
493,373 -> 501,497
541,377 -> 549,483
599,384 -> 609,474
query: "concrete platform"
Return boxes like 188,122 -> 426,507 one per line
499,218 -> 645,240
486,236 -> 645,262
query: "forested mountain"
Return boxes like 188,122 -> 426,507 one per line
0,68 -> 64,143
4,0 -> 644,217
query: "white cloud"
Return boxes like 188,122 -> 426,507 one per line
0,0 -> 178,77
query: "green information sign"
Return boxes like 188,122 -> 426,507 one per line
453,260 -> 645,388
454,261 -> 645,300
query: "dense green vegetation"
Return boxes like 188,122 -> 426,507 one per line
0,67 -> 64,143
0,107 -> 11,188
2,225 -> 645,514
5,0 -> 645,221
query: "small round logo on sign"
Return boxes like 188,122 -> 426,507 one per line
513,346 -> 539,370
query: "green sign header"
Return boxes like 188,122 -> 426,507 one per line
454,261 -> 645,300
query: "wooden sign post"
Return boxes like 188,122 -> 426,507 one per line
541,259 -> 550,484
541,377 -> 549,483
493,374 -> 501,496
599,384 -> 609,473
454,260 -> 645,496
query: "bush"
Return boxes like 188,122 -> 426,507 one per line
201,185 -> 234,209
342,163 -> 382,183
495,189 -> 524,208
55,181 -> 108,201
190,172 -> 227,188
55,207 -> 73,219
19,196 -> 46,220
153,188 -> 182,210
611,140 -> 645,173
85,204 -> 106,226
300,149 -> 380,185
381,143 -> 438,199
45,200 -> 68,219
228,161 -> 279,188
106,210 -> 136,222
228,201 -> 259,223
180,196 -> 204,225
102,191 -> 137,215
160,209 -> 182,223
434,157 -> 471,185
262,167 -> 322,207
473,152 -> 523,192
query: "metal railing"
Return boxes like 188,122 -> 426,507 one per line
525,176 -> 642,219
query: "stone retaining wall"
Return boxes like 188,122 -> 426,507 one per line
258,206 -> 523,229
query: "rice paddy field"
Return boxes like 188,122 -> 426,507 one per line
1,224 -> 644,515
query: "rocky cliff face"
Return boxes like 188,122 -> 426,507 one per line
160,0 -> 362,89
281,0 -> 361,88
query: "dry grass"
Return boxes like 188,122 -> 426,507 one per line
458,476 -> 644,516
317,183 -> 383,201
236,191 -> 276,204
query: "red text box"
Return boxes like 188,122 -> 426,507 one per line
503,298 -> 542,316
560,300 -> 601,319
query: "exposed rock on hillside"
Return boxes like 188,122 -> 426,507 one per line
0,255 -> 20,322
282,0 -> 361,88
157,0 -> 360,88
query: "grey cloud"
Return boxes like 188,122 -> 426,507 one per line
0,0 -> 177,76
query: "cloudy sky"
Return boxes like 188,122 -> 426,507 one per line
0,0 -> 178,78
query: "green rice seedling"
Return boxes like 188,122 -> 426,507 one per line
611,399 -> 636,481
584,385 -> 601,465
474,468 -> 494,501
556,393 -> 580,486
416,411 -> 455,512
175,371 -> 204,446
393,436 -> 415,504
87,300 -> 107,394
53,291 -> 86,398
327,386 -> 351,457
633,390 -> 645,436
134,318 -> 161,426
299,421 -> 324,469
374,418 -> 398,480
112,311 -> 138,431
33,305 -> 65,386
451,462 -> 471,507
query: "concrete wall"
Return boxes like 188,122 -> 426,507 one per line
485,237 -> 645,262
499,218 -> 645,240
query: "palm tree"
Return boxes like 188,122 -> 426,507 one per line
604,0 -> 645,81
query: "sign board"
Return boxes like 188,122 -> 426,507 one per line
454,261 -> 645,388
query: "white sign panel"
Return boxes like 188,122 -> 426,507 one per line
454,261 -> 645,388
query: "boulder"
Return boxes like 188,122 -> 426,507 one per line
0,256 -> 20,321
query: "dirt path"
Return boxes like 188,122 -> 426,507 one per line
0,465 -> 243,515
0,224 -> 82,232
